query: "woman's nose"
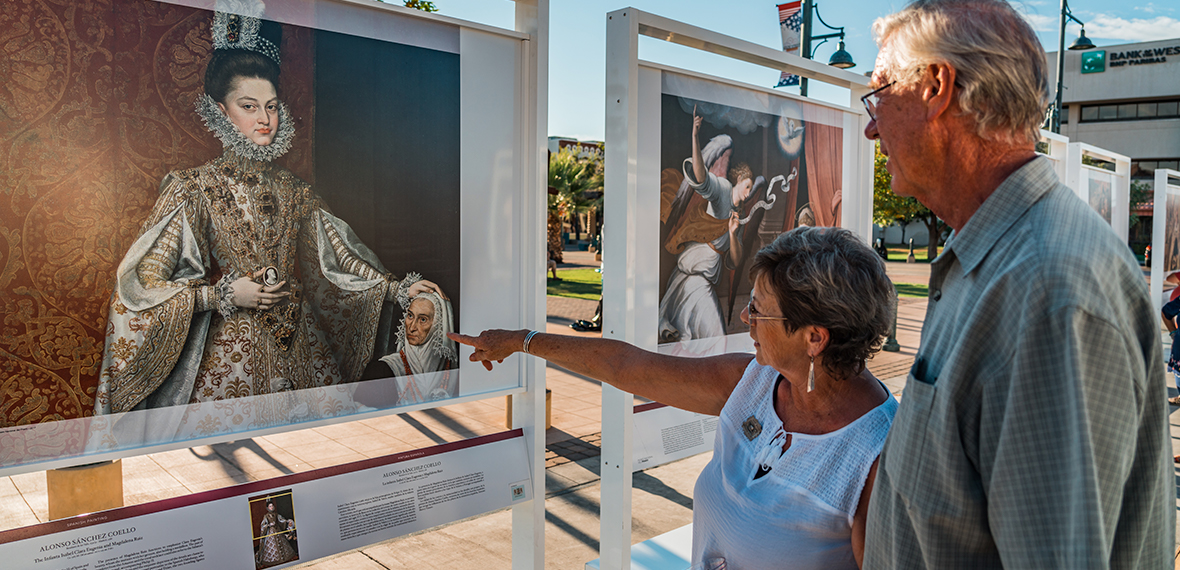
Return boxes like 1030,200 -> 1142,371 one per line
864,118 -> 879,140
739,304 -> 751,325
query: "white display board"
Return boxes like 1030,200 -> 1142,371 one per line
600,8 -> 872,570
1037,129 -> 1069,182
0,0 -> 549,567
0,0 -> 540,477
1065,142 -> 1131,243
1150,169 -> 1180,314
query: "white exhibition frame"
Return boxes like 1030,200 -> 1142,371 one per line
601,8 -> 872,570
1065,142 -> 1131,243
1150,169 -> 1180,315
1037,129 -> 1069,183
1,0 -> 550,568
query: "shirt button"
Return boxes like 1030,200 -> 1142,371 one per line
932,290 -> 941,301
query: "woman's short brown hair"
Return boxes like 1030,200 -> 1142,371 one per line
749,226 -> 894,379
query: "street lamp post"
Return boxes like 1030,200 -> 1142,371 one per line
799,0 -> 855,97
1051,0 -> 1095,133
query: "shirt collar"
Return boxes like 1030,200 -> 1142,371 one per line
939,156 -> 1057,276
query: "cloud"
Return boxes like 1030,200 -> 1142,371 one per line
1021,12 -> 1057,32
1084,15 -> 1180,42
1134,3 -> 1175,15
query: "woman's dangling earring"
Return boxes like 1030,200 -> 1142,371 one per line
807,357 -> 815,393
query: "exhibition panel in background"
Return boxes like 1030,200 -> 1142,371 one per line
1036,129 -> 1069,183
1150,168 -> 1180,314
600,8 -> 873,570
0,0 -> 530,475
1065,142 -> 1131,242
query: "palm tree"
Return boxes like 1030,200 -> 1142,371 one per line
547,148 -> 603,260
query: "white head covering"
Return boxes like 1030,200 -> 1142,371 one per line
380,292 -> 457,402
700,134 -> 733,170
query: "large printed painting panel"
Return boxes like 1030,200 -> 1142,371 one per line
655,71 -> 844,356
0,0 -> 513,473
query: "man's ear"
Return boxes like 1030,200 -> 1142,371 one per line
922,62 -> 957,121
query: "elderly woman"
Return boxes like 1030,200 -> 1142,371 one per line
453,226 -> 896,569
95,11 -> 441,418
380,291 -> 458,405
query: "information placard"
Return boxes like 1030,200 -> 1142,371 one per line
0,431 -> 531,569
631,403 -> 717,471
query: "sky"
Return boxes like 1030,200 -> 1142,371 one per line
432,0 -> 1180,141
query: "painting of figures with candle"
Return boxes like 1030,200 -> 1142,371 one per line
657,90 -> 843,349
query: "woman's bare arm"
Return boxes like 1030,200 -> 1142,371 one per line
851,458 -> 880,569
449,330 -> 752,416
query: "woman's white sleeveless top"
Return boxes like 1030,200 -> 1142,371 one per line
692,360 -> 897,569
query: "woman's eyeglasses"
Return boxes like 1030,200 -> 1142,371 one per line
861,81 -> 895,121
746,297 -> 790,322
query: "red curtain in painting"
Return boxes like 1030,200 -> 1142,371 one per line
0,0 -> 314,428
803,118 -> 843,228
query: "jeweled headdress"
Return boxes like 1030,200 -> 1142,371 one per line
211,0 -> 281,65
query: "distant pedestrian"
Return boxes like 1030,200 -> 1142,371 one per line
547,251 -> 560,280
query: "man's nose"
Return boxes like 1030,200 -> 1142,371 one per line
864,118 -> 879,140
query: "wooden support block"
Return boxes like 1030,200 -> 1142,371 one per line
506,389 -> 552,430
47,460 -> 123,520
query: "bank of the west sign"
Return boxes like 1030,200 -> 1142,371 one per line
1109,45 -> 1179,67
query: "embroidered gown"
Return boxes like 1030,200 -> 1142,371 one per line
95,150 -> 401,419
257,510 -> 297,566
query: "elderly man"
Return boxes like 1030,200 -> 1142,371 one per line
862,0 -> 1173,568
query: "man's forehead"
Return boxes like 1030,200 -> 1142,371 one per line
870,42 -> 896,86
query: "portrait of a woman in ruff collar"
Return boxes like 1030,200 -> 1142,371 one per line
89,2 -> 457,423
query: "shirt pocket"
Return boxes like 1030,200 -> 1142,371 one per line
883,371 -> 938,501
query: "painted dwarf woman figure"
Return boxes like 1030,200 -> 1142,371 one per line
380,290 -> 458,405
257,498 -> 297,567
95,11 -> 442,418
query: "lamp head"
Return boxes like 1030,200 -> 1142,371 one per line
828,41 -> 855,69
1069,28 -> 1096,50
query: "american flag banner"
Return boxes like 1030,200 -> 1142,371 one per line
777,1 -> 802,87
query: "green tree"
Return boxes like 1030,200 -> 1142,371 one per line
375,0 -> 439,12
403,0 -> 438,12
1129,179 -> 1151,230
547,147 -> 604,258
871,142 -> 947,259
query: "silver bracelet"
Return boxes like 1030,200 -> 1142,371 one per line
522,330 -> 540,354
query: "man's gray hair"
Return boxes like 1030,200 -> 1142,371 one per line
872,0 -> 1048,145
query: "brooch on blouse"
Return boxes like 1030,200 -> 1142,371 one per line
742,415 -> 762,441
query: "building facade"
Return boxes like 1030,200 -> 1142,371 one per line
1048,37 -> 1180,180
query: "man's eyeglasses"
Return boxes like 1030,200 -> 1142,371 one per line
746,297 -> 790,323
861,81 -> 896,122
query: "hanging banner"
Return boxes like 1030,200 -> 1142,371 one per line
0,431 -> 531,569
776,2 -> 803,87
